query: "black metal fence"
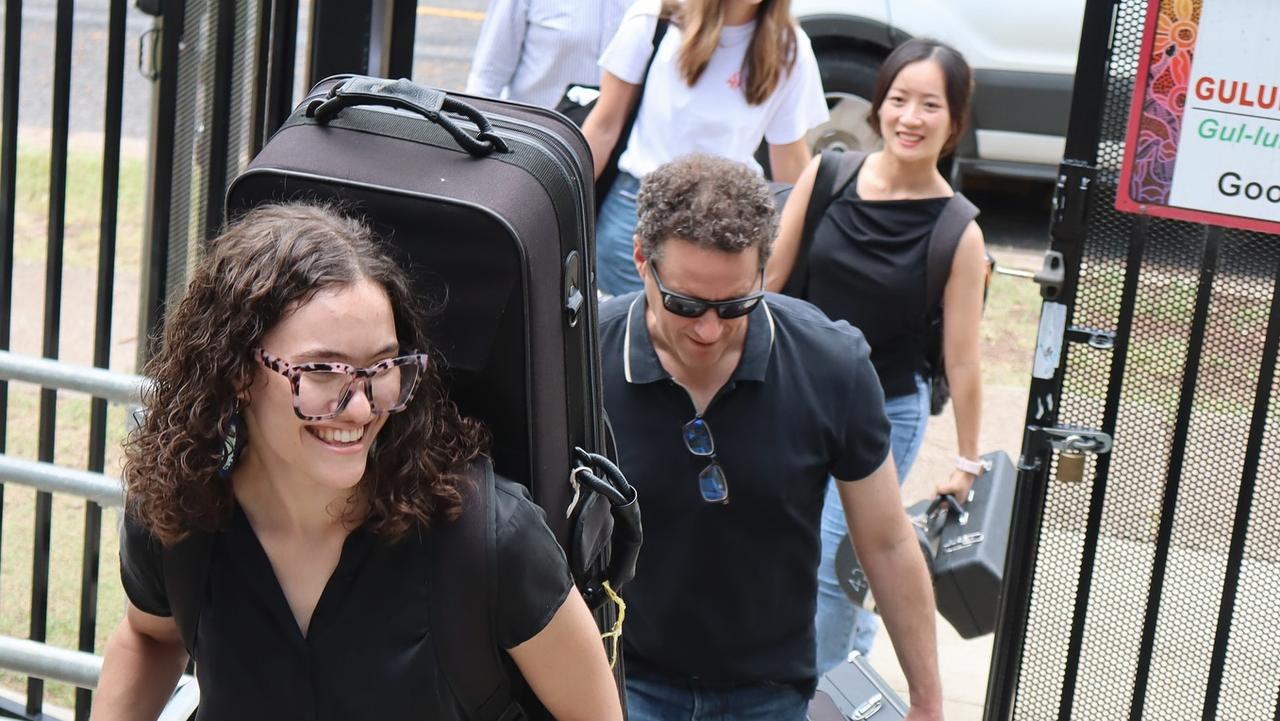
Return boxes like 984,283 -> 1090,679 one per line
988,1 -> 1280,719
0,1 -> 420,718
0,2 -> 137,718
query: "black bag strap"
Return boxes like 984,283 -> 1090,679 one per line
781,149 -> 867,298
623,16 -> 670,153
924,192 -> 980,315
431,457 -> 525,721
596,16 -> 670,209
160,527 -> 215,657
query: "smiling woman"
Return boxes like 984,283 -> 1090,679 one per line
88,203 -> 624,721
766,38 -> 988,674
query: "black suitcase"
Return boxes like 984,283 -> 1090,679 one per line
908,449 -> 1017,639
225,75 -> 622,716
228,75 -> 602,536
808,653 -> 908,721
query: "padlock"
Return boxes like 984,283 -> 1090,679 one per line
1056,447 -> 1085,483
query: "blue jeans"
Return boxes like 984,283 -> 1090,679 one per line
626,674 -> 809,721
814,374 -> 930,675
596,172 -> 644,296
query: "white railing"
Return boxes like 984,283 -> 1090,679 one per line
0,351 -> 198,719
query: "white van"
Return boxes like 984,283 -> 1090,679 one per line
793,0 -> 1085,184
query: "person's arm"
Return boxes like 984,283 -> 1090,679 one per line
765,154 -> 821,292
89,604 -> 189,721
836,459 -> 943,721
464,0 -> 528,99
767,137 -> 812,185
580,71 -> 641,180
935,221 -> 987,501
508,591 -> 624,721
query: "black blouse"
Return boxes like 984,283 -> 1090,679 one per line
119,481 -> 573,721
806,176 -> 949,398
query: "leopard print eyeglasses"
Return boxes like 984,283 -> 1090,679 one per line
254,348 -> 429,421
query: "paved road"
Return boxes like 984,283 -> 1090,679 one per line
0,0 -> 489,141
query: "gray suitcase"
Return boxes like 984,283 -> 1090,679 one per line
808,653 -> 908,721
908,449 -> 1017,639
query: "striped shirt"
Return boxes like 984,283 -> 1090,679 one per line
465,0 -> 631,108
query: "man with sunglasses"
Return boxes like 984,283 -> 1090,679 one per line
598,154 -> 944,721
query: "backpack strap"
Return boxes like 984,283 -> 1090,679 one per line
596,16 -> 670,209
621,15 -> 669,149
922,192 -> 981,414
431,457 -> 525,721
160,529 -> 215,657
781,149 -> 868,298
924,192 -> 981,314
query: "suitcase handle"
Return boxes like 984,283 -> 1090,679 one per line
307,76 -> 510,157
925,493 -> 969,527
571,448 -> 642,609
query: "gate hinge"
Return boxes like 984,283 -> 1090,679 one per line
1034,250 -> 1066,300
1051,161 -> 1097,242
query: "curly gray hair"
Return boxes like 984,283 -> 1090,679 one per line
633,154 -> 777,270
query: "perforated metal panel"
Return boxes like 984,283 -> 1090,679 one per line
988,1 -> 1280,719
162,0 -> 265,312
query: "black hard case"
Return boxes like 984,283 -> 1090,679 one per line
913,450 -> 1017,639
226,77 -> 605,547
808,653 -> 908,721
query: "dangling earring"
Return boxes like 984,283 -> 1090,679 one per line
217,401 -> 247,480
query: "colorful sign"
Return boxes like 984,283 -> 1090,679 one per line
1116,0 -> 1280,234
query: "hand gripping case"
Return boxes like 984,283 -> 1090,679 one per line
909,450 -> 1017,639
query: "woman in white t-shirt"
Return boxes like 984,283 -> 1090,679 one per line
582,0 -> 828,296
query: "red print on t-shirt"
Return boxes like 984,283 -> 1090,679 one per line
727,71 -> 742,90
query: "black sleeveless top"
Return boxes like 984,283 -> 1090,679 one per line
805,174 -> 949,398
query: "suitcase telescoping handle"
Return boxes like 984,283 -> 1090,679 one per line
306,76 -> 510,157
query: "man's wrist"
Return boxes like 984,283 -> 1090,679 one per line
907,691 -> 945,719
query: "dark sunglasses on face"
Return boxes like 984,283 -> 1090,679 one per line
683,416 -> 729,504
649,261 -> 765,320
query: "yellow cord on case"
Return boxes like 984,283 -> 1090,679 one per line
600,581 -> 626,669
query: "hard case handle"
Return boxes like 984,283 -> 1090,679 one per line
926,493 -> 969,527
306,76 -> 510,157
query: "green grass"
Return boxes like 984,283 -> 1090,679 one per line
0,389 -> 131,710
1,139 -> 145,710
13,143 -> 147,274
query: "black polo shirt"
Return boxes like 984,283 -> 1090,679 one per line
600,292 -> 891,689
119,479 -> 572,720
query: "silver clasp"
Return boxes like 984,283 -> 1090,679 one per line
942,532 -> 986,553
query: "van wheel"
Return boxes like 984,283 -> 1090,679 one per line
806,49 -> 884,154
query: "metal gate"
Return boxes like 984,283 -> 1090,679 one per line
0,2 -> 416,719
986,1 -> 1280,719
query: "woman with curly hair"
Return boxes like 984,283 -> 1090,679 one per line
90,203 -> 623,720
